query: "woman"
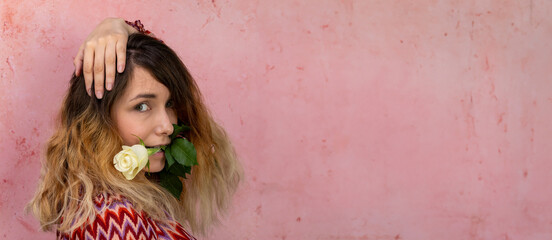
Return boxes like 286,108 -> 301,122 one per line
28,20 -> 242,239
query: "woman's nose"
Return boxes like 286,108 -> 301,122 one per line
156,109 -> 174,136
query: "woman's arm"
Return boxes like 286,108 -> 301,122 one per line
73,18 -> 137,99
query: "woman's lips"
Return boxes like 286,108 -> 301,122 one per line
152,151 -> 164,156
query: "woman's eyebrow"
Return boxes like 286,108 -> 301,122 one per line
129,93 -> 156,102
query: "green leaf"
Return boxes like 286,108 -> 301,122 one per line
170,138 -> 197,166
170,124 -> 191,140
132,134 -> 145,146
168,162 -> 192,179
154,123 -> 196,200
147,147 -> 161,156
164,147 -> 175,168
159,171 -> 182,200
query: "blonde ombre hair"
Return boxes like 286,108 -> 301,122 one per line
27,34 -> 242,235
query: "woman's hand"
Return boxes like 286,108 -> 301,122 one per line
74,18 -> 137,99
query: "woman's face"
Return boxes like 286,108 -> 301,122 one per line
111,66 -> 177,173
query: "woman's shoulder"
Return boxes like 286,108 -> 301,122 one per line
57,193 -> 196,240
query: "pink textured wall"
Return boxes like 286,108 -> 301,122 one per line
2,1 -> 552,239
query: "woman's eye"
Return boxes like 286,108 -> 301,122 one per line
135,103 -> 149,112
166,100 -> 174,108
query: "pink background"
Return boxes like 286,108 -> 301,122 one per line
1,1 -> 552,239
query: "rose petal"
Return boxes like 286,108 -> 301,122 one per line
130,144 -> 149,169
114,144 -> 150,180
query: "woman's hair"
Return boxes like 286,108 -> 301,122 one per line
27,34 -> 242,235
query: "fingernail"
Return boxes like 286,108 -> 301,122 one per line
106,83 -> 113,91
87,88 -> 91,96
96,91 -> 103,99
118,65 -> 124,72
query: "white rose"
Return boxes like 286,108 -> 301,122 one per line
113,145 -> 149,180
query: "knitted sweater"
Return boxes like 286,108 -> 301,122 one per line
57,193 -> 195,240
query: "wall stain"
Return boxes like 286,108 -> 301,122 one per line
255,205 -> 262,215
497,112 -> 505,125
460,93 -> 477,139
16,217 -> 37,233
469,215 -> 484,239
14,137 -> 38,168
6,57 -> 15,76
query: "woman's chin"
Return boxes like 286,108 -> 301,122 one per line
145,151 -> 166,173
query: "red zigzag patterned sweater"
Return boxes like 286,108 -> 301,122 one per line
57,193 -> 196,240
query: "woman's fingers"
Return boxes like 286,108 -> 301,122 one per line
116,35 -> 128,73
82,41 -> 96,96
105,38 -> 117,91
74,44 -> 85,77
79,35 -> 124,97
93,38 -> 107,99
76,18 -> 136,97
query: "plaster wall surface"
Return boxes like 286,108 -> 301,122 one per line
1,1 -> 551,239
